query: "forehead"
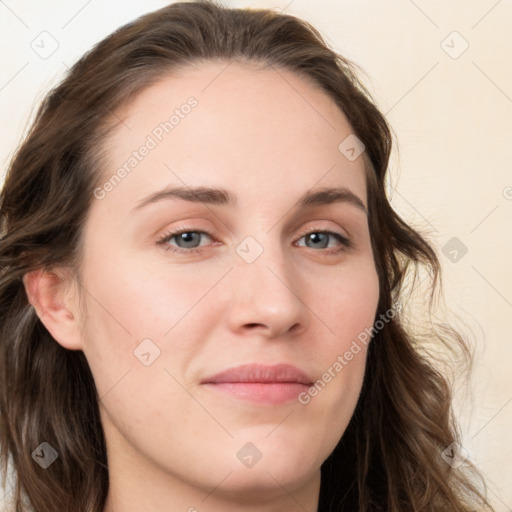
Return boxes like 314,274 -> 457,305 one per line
97,61 -> 367,212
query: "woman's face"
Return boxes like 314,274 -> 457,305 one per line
72,62 -> 379,505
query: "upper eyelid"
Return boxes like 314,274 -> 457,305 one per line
295,224 -> 347,238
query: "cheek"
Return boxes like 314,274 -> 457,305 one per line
319,255 -> 380,351
299,257 -> 379,431
79,248 -> 210,340
77,248 -> 227,402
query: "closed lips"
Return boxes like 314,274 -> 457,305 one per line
201,363 -> 313,385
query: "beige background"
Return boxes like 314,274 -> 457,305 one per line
1,0 -> 511,509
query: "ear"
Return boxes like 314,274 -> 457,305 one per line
22,268 -> 83,351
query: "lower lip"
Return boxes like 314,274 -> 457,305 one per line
203,382 -> 310,405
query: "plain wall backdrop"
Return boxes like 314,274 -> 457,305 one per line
1,0 -> 511,510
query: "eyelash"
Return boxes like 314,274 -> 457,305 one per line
156,226 -> 353,255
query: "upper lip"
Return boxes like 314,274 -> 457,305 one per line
201,363 -> 313,385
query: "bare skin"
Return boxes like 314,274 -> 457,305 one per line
24,61 -> 379,512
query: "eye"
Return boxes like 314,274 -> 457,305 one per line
157,229 -> 213,253
156,227 -> 352,255
295,230 -> 352,253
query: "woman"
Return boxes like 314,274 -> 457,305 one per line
0,1 -> 493,511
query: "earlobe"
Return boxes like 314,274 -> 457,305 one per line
22,268 -> 84,351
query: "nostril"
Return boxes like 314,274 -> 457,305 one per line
246,323 -> 263,329
289,323 -> 301,333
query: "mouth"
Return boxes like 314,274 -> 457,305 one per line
201,363 -> 314,405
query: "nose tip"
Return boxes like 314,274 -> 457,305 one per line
226,255 -> 309,339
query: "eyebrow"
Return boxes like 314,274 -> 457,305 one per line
130,185 -> 367,215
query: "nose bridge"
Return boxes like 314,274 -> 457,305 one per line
227,231 -> 308,337
237,231 -> 293,287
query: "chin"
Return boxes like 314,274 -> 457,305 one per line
213,462 -> 319,504
214,432 -> 325,496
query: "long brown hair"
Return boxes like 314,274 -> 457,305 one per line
0,1 -> 493,510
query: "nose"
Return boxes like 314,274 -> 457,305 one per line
226,241 -> 309,339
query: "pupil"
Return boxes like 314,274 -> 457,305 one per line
308,233 -> 328,248
178,232 -> 199,247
